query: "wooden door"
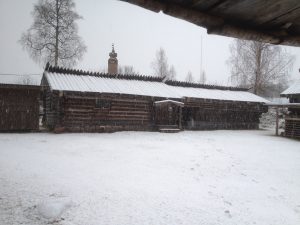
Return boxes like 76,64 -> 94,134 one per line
155,104 -> 179,126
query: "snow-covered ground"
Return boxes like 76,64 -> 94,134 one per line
0,130 -> 299,225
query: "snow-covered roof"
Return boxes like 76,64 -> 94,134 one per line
281,80 -> 300,96
45,72 -> 268,103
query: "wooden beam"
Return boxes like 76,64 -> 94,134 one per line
179,106 -> 182,130
121,0 -> 300,46
276,107 -> 279,136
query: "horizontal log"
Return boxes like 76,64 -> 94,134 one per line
109,110 -> 150,115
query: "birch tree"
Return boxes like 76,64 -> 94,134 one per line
228,39 -> 294,96
199,70 -> 206,84
151,48 -> 169,78
168,65 -> 177,80
185,71 -> 194,82
118,65 -> 136,74
20,0 -> 86,67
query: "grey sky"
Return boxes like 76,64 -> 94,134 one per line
0,0 -> 299,85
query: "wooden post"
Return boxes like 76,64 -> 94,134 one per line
275,107 -> 279,136
179,106 -> 182,130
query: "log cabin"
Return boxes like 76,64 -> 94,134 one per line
281,80 -> 300,138
41,64 -> 268,133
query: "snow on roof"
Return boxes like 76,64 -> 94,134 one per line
281,80 -> 300,96
45,72 -> 268,103
154,99 -> 184,106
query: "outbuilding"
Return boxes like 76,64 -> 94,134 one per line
41,65 -> 268,133
281,80 -> 300,138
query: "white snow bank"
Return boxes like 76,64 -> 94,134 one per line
37,198 -> 73,221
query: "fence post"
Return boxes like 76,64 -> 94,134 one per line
275,107 -> 279,136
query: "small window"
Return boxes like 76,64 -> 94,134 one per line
96,99 -> 111,109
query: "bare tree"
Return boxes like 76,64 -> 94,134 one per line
20,0 -> 86,67
185,71 -> 194,83
16,76 -> 38,85
199,70 -> 206,84
228,39 -> 294,96
151,47 -> 169,78
168,65 -> 177,80
118,65 -> 136,74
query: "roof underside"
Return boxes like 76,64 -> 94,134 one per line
45,72 -> 268,103
121,0 -> 300,46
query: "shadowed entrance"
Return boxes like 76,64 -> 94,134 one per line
154,99 -> 184,132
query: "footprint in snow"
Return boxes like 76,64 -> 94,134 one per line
294,205 -> 300,213
224,209 -> 232,218
270,187 -> 277,191
223,200 -> 232,206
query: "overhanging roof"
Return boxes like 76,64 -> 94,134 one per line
121,0 -> 300,47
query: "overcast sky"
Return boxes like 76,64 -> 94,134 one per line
0,0 -> 299,85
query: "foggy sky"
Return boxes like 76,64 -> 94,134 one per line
0,0 -> 299,85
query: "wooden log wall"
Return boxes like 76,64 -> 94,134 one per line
42,88 -> 267,132
285,118 -> 300,139
0,86 -> 40,131
182,98 -> 267,130
41,78 -> 60,130
285,95 -> 300,138
53,92 -> 156,132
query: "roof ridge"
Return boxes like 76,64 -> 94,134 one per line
45,64 -> 163,82
165,80 -> 249,91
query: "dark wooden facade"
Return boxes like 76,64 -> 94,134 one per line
0,84 -> 40,131
182,98 -> 266,130
42,76 -> 155,132
42,71 -> 267,133
43,92 -> 156,132
284,94 -> 300,139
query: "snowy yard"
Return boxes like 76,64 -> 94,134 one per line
0,130 -> 300,225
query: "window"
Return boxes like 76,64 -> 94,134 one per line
95,99 -> 111,109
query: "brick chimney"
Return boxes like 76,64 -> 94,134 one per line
108,44 -> 118,74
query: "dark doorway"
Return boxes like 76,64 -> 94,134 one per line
154,100 -> 184,130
